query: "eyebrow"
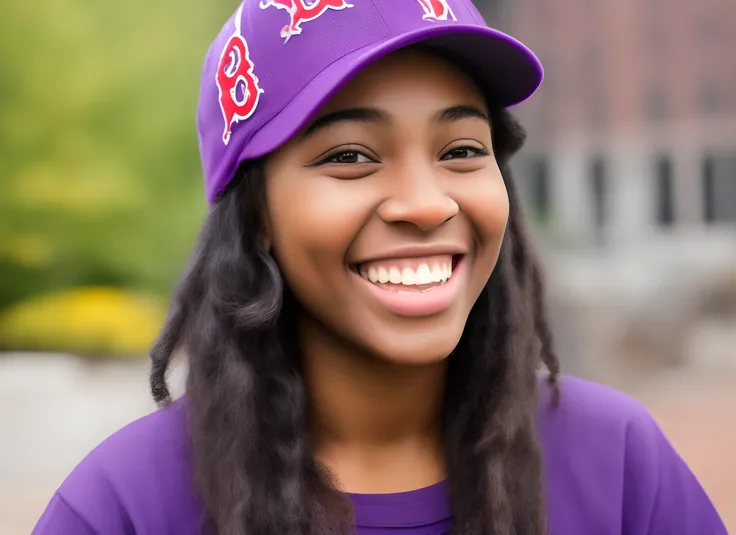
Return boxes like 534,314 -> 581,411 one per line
302,105 -> 490,138
302,107 -> 390,138
435,105 -> 490,125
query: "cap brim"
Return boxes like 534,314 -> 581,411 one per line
242,24 -> 543,161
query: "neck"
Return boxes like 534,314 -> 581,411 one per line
299,316 -> 447,492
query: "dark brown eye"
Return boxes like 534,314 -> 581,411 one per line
328,151 -> 372,164
440,146 -> 489,161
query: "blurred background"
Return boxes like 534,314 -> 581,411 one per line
1,0 -> 733,533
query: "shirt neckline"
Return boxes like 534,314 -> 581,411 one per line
348,481 -> 451,528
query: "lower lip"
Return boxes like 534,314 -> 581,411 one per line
351,257 -> 466,317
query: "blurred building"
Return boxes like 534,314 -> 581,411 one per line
472,0 -> 504,21
484,0 -> 736,246
475,0 -> 736,376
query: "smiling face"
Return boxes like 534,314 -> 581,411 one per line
264,48 -> 509,365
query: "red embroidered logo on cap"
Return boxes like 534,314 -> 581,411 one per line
417,0 -> 456,21
216,4 -> 264,146
260,0 -> 353,43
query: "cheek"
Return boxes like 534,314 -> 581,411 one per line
459,171 -> 510,246
265,177 -> 371,283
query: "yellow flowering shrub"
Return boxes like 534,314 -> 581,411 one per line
0,287 -> 168,358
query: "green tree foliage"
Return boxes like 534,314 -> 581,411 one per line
0,1 -> 237,308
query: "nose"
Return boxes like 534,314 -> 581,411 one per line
376,165 -> 459,231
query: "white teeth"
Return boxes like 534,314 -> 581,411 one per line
359,261 -> 453,286
401,268 -> 416,285
415,264 -> 433,285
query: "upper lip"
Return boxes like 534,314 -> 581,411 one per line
349,244 -> 468,266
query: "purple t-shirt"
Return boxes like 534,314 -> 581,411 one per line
32,376 -> 727,534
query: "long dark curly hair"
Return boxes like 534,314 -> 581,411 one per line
150,107 -> 561,535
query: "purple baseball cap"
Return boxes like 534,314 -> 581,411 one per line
197,0 -> 543,204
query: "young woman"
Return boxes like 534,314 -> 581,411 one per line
33,1 -> 728,534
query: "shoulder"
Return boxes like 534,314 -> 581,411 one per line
33,399 -> 207,535
537,374 -> 652,501
538,373 -> 651,438
59,397 -> 193,497
538,374 -> 727,534
537,374 -> 658,474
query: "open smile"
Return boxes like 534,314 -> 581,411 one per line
349,255 -> 466,317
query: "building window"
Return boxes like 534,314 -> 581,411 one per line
589,155 -> 608,233
654,154 -> 675,227
703,154 -> 715,223
471,0 -> 503,22
529,155 -> 551,222
703,152 -> 736,224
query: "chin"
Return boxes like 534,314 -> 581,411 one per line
360,318 -> 467,367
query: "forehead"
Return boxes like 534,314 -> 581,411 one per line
318,48 -> 488,114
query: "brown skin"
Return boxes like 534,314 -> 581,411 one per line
264,49 -> 510,493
